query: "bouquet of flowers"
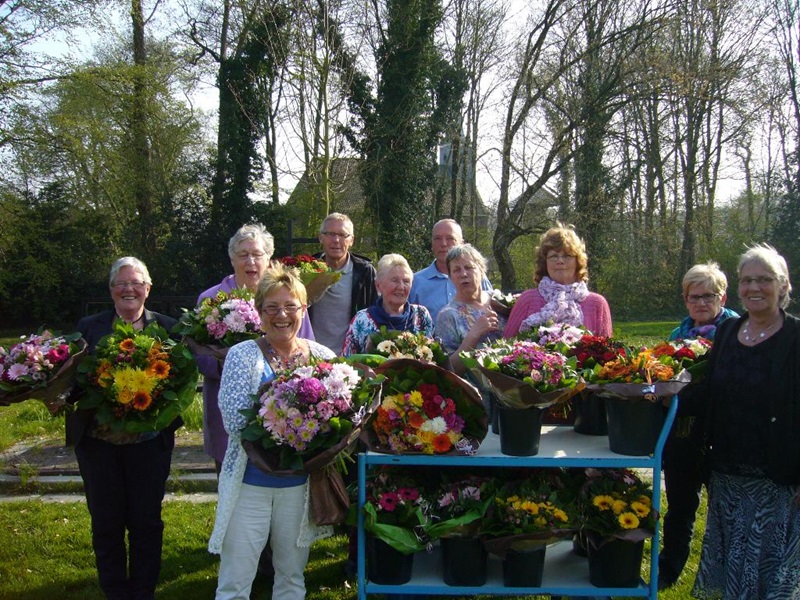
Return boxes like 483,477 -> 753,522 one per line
367,359 -> 487,455
76,321 -> 198,432
460,339 -> 584,410
584,341 -> 692,400
240,359 -> 383,473
174,288 -> 261,359
359,466 -> 433,554
651,337 -> 712,380
567,334 -> 632,370
482,471 -> 575,556
365,327 -> 447,365
278,254 -> 342,304
0,330 -> 87,414
425,475 -> 496,540
578,467 -> 657,546
518,322 -> 586,350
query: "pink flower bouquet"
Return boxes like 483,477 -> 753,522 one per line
0,330 -> 86,415
174,288 -> 261,359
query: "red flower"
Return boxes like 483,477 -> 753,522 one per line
417,383 -> 439,402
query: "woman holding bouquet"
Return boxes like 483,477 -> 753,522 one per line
437,244 -> 506,374
682,244 -> 800,599
68,256 -> 179,600
341,253 -> 434,356
196,224 -> 313,472
658,262 -> 738,589
209,264 -> 334,600
503,224 -> 612,338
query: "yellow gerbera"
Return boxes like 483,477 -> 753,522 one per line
592,495 -> 615,511
618,512 -> 640,529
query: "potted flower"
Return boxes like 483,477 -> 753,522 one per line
584,342 -> 691,455
0,329 -> 86,415
482,471 -> 575,587
76,321 -> 198,432
426,475 -> 496,587
578,467 -> 657,588
277,254 -> 342,304
240,359 -> 382,525
460,339 -> 583,456
359,466 -> 433,583
367,358 -> 487,455
173,287 -> 261,360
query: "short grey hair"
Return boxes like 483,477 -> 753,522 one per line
228,224 -> 275,260
376,253 -> 412,281
738,243 -> 793,309
682,261 -> 728,296
445,243 -> 487,277
319,212 -> 354,236
109,257 -> 151,286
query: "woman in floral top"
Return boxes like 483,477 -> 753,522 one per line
437,244 -> 505,374
341,254 -> 434,356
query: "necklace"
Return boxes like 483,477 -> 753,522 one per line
116,312 -> 144,326
264,342 -> 305,371
741,317 -> 781,343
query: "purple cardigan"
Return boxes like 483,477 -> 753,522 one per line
196,274 -> 315,463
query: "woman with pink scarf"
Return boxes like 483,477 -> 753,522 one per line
504,224 -> 613,338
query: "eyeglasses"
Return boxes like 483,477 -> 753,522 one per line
235,252 -> 266,261
546,254 -> 576,262
321,231 -> 352,240
261,304 -> 302,316
740,276 -> 775,286
685,293 -> 719,304
112,281 -> 148,289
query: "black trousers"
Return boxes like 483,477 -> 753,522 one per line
659,422 -> 704,583
75,433 -> 174,600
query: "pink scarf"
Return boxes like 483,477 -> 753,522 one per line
520,276 -> 589,331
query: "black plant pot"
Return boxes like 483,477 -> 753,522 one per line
366,536 -> 414,584
441,537 -> 487,586
496,404 -> 544,456
606,397 -> 666,455
502,546 -> 546,587
587,538 -> 645,588
573,393 -> 608,436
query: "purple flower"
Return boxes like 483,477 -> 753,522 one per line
295,377 -> 326,404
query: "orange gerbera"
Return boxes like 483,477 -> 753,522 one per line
146,360 -> 171,379
432,434 -> 452,453
132,391 -> 153,411
119,338 -> 136,353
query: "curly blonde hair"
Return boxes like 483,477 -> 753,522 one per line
533,223 -> 589,285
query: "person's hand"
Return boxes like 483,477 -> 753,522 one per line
467,309 -> 500,345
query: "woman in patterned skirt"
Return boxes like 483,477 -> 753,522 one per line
682,244 -> 800,599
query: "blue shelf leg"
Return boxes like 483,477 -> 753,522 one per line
649,394 -> 678,598
358,452 -> 366,600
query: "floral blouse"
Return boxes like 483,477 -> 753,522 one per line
437,299 -> 507,354
341,304 -> 434,356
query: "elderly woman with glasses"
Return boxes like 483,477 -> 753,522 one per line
209,264 -> 334,600
195,224 -> 313,472
679,244 -> 800,599
68,256 -> 179,600
658,262 -> 738,589
341,253 -> 434,356
503,223 -> 612,338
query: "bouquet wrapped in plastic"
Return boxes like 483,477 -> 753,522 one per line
278,255 -> 342,304
174,288 -> 261,360
0,330 -> 86,415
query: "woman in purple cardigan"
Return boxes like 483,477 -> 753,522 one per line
503,223 -> 612,338
196,224 -> 314,472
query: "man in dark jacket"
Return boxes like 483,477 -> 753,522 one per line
309,212 -> 377,354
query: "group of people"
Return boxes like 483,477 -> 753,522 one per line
66,213 -> 799,600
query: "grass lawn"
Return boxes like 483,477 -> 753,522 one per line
1,322 -> 706,599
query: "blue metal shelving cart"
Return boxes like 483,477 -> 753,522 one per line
357,396 -> 678,599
